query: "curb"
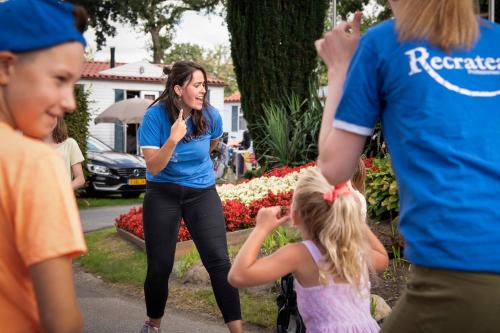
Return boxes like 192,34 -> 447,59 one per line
116,227 -> 254,258
116,228 -> 145,251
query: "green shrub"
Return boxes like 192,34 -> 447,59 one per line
257,80 -> 322,167
65,85 -> 90,188
65,85 -> 90,159
365,157 -> 399,221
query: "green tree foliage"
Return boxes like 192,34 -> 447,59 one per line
65,86 -> 90,164
227,0 -> 329,164
69,1 -> 127,48
327,1 -> 392,158
163,43 -> 205,64
318,1 -> 389,86
70,0 -> 222,63
336,0 -> 369,20
336,0 -> 498,24
335,0 -> 391,25
201,45 -> 238,96
164,43 -> 238,96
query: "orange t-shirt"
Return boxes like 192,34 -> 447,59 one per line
0,122 -> 87,332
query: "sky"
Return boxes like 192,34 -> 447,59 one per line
84,11 -> 230,63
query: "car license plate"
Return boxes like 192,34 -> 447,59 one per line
128,178 -> 146,185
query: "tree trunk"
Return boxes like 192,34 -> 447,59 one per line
150,27 -> 162,63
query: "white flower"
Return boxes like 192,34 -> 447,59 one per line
217,166 -> 313,205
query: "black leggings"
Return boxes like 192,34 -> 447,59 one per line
142,181 -> 241,323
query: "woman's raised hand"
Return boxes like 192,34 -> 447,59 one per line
315,11 -> 362,74
169,109 -> 187,144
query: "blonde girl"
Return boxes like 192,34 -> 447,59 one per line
229,167 -> 388,333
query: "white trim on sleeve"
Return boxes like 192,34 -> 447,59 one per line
140,146 -> 160,150
333,119 -> 373,136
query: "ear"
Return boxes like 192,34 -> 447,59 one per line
173,85 -> 183,97
0,52 -> 16,85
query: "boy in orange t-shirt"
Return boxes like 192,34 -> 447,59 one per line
0,1 -> 88,332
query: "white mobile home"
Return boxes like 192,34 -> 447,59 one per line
78,60 -> 225,153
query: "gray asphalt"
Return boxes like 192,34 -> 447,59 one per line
79,204 -> 140,232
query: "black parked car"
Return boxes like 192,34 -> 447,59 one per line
86,136 -> 146,198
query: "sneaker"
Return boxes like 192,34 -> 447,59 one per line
139,321 -> 160,333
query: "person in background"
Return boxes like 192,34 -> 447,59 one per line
239,129 -> 251,150
228,167 -> 388,333
45,117 -> 85,190
211,135 -> 230,180
316,1 -> 500,331
0,0 -> 88,332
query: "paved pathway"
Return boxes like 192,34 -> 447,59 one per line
79,204 -> 139,232
75,265 -> 254,333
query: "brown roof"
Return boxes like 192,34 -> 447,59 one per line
80,61 -> 225,86
224,92 -> 241,103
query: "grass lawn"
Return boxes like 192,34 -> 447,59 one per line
78,227 -> 277,329
77,193 -> 144,209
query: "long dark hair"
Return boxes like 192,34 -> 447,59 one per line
72,5 -> 89,33
151,61 -> 210,140
52,117 -> 69,144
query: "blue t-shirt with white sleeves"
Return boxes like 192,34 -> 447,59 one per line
138,103 -> 223,188
335,19 -> 500,273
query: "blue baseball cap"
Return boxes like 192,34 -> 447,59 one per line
0,0 -> 87,53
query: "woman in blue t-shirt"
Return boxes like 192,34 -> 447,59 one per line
138,61 -> 242,333
315,1 -> 500,332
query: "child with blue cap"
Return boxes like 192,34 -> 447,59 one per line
0,1 -> 88,332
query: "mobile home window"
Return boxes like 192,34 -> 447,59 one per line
115,89 -> 124,102
231,105 -> 238,132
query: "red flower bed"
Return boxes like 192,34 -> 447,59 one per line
116,159 -> 381,241
222,199 -> 252,231
247,190 -> 293,220
116,163 -> 304,240
116,190 -> 294,242
115,207 -> 144,239
116,207 -> 192,242
261,159 -> 376,177
264,161 -> 315,178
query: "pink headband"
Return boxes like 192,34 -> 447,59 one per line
323,182 -> 352,206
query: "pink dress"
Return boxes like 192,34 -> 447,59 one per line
294,240 -> 380,333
